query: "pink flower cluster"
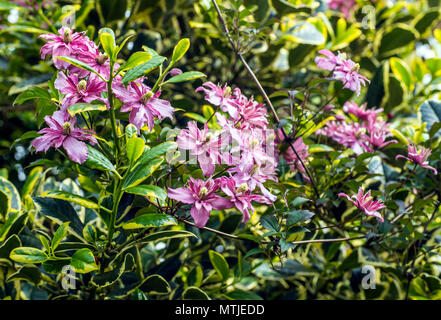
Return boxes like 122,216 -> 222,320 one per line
33,26 -> 174,163
168,82 -> 278,227
316,102 -> 397,154
339,188 -> 385,222
396,145 -> 438,175
327,0 -> 356,18
315,50 -> 369,96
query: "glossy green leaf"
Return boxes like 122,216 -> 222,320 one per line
40,190 -> 100,210
7,264 -> 42,285
70,248 -> 98,274
84,145 -> 121,179
55,56 -> 102,78
10,247 -> 48,264
171,38 -> 190,63
122,55 -> 166,84
162,71 -> 206,85
124,185 -> 167,201
83,224 -> 97,243
122,214 -> 177,230
67,103 -> 107,117
123,158 -> 163,189
390,57 -> 412,90
126,136 -> 145,165
182,286 -> 210,300
21,166 -> 42,198
137,142 -> 177,166
208,250 -> 229,282
51,222 -> 70,251
13,86 -> 50,105
99,28 -> 116,58
0,176 -> 21,211
118,52 -> 152,73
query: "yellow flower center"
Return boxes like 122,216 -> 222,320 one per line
77,80 -> 87,91
141,91 -> 154,103
62,122 -> 72,135
63,27 -> 72,43
236,183 -> 248,193
199,187 -> 208,198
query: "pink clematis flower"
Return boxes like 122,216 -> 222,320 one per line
396,145 -> 438,175
327,0 -> 356,18
40,26 -> 96,69
361,120 -> 397,152
176,121 -> 224,176
113,79 -> 174,131
54,72 -> 107,110
219,177 -> 271,223
343,102 -> 382,122
167,178 -> 233,228
314,50 -> 343,71
333,58 -> 370,96
32,110 -> 97,164
70,48 -> 115,79
316,121 -> 365,154
315,50 -> 369,96
196,82 -> 242,120
338,188 -> 385,222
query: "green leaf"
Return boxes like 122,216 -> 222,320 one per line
118,52 -> 153,73
39,235 -> 51,253
124,185 -> 167,201
139,274 -> 170,294
390,57 -> 412,90
67,103 -> 107,117
271,0 -> 312,16
287,210 -> 315,225
84,145 -> 121,179
0,176 -> 21,211
10,247 -> 48,264
378,25 -> 417,58
56,56 -> 102,79
182,286 -> 210,300
21,166 -> 42,198
0,235 -> 21,259
292,197 -> 311,207
0,212 -> 27,242
123,158 -> 163,189
139,230 -> 197,243
208,250 -> 229,282
122,55 -> 166,84
223,289 -> 263,300
183,112 -> 206,124
91,253 -> 134,287
420,100 -> 441,135
11,131 -> 40,149
99,27 -> 116,59
122,214 -> 177,230
0,189 -> 10,217
40,190 -> 100,210
13,86 -> 50,105
260,215 -> 279,232
83,224 -> 97,243
7,264 -> 42,285
70,248 -> 98,274
171,38 -> 190,63
137,142 -> 177,166
126,136 -> 145,165
283,22 -> 324,45
162,71 -> 206,85
33,197 -> 84,239
51,222 -> 70,251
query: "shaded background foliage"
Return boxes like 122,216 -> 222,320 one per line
0,0 -> 441,300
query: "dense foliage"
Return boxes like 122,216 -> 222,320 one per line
0,0 -> 440,300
